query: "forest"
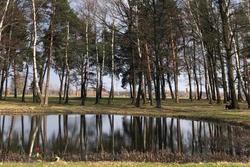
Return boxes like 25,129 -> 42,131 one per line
0,0 -> 250,109
0,0 -> 250,166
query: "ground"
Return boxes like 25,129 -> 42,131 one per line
0,162 -> 250,167
0,97 -> 249,127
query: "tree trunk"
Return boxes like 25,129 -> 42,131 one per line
218,43 -> 228,103
203,56 -> 209,100
234,32 -> 244,102
4,66 -> 9,100
4,25 -> 12,100
207,56 -> 216,101
183,38 -> 192,101
31,0 -> 43,104
171,37 -> 179,103
201,39 -> 212,104
64,21 -> 70,104
136,72 -> 143,107
44,3 -> 55,106
108,22 -> 115,105
13,60 -> 18,98
193,39 -> 200,100
161,75 -> 166,100
38,63 -> 47,96
131,49 -> 136,104
0,0 -> 10,42
100,30 -> 106,99
59,66 -> 65,104
167,72 -> 175,100
135,5 -> 145,107
95,26 -> 100,104
22,64 -> 29,102
211,52 -> 221,104
82,20 -> 89,105
128,4 -> 136,104
145,44 -> 153,105
243,47 -> 250,108
198,63 -> 203,99
219,0 -> 239,109
80,61 -> 84,99
0,68 -> 5,100
153,0 -> 161,108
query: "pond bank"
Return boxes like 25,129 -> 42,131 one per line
1,162 -> 250,167
0,98 -> 249,128
0,151 -> 250,166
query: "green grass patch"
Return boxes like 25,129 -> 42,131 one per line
0,97 -> 249,127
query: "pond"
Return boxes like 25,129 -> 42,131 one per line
0,114 -> 249,162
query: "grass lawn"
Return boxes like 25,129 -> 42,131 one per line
0,162 -> 250,167
0,96 -> 249,127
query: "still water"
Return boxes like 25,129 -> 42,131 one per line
0,114 -> 249,161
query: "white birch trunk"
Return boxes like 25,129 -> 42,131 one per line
0,0 -> 10,42
31,0 -> 43,103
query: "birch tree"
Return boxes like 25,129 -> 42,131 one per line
0,0 -> 10,43
31,0 -> 43,104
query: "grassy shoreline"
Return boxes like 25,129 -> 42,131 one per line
1,162 -> 250,167
0,97 -> 249,127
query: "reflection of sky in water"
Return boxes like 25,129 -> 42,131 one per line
0,114 -> 248,156
45,115 -> 126,138
0,115 -> 241,140
0,115 -> 239,142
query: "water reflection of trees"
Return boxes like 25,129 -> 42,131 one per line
0,115 -> 248,160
